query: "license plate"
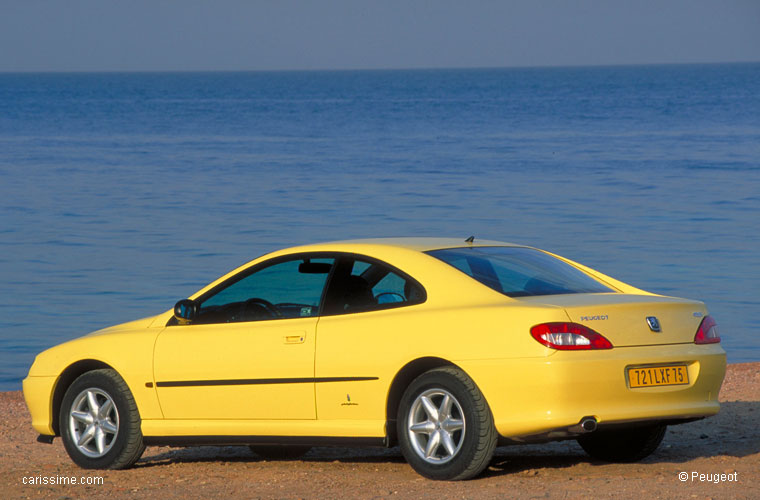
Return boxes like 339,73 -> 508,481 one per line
627,365 -> 689,388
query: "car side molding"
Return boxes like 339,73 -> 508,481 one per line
155,376 -> 379,388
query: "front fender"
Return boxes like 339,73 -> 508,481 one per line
23,328 -> 164,436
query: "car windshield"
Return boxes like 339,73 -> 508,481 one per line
426,246 -> 615,297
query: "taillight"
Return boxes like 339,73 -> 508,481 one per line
694,315 -> 720,344
530,322 -> 613,350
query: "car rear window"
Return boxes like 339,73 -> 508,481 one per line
426,247 -> 614,297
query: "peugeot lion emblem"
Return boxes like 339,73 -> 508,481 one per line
646,316 -> 661,332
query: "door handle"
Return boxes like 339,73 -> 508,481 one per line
283,333 -> 306,344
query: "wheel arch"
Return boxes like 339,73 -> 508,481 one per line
385,356 -> 462,446
51,359 -> 115,435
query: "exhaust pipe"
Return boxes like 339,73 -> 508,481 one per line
567,416 -> 598,434
503,416 -> 599,443
580,416 -> 597,432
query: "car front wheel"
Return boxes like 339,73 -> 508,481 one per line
577,424 -> 667,463
397,367 -> 497,480
59,369 -> 145,469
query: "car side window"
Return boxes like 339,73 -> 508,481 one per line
195,257 -> 334,324
323,257 -> 425,315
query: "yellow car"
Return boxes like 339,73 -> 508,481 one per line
23,238 -> 726,480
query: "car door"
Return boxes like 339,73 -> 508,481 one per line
314,256 -> 426,423
153,255 -> 335,420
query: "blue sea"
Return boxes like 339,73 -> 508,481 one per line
1,64 -> 759,391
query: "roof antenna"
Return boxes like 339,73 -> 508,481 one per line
465,236 -> 475,243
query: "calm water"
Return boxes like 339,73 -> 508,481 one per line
1,64 -> 759,391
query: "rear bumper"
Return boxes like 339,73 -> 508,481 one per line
459,343 -> 726,441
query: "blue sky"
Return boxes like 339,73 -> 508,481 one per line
1,0 -> 759,71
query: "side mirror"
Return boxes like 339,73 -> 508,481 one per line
174,299 -> 198,322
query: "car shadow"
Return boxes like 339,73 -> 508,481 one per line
135,400 -> 759,474
135,445 -> 407,468
650,400 -> 760,462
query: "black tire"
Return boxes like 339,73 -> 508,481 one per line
249,445 -> 312,460
577,424 -> 667,463
59,369 -> 145,469
397,367 -> 497,480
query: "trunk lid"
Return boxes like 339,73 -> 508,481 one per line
517,293 -> 706,347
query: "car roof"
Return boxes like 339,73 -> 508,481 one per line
301,237 -> 522,252
186,237 -> 525,304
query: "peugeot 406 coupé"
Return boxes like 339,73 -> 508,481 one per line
23,238 -> 726,480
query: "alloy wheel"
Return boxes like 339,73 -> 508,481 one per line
406,388 -> 465,464
68,388 -> 119,458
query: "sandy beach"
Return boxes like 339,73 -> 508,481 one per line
2,362 -> 757,499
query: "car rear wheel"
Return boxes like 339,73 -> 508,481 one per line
249,445 -> 312,460
397,367 -> 497,480
60,369 -> 145,469
577,424 -> 667,462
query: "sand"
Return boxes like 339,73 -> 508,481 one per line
2,363 -> 758,499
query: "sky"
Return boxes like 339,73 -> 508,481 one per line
1,0 -> 759,72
